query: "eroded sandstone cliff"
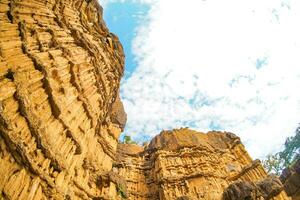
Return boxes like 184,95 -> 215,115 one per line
0,0 -> 126,199
115,128 -> 291,200
0,0 -> 295,200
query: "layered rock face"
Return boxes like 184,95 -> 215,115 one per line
280,159 -> 300,200
0,0 -> 294,200
0,0 -> 126,199
115,129 -> 291,200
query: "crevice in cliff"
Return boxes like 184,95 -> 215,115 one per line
7,1 -> 13,23
4,70 -> 14,81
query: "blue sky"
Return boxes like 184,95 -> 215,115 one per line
103,1 -> 150,77
102,0 -> 300,159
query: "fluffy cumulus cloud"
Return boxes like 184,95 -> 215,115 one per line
106,0 -> 300,159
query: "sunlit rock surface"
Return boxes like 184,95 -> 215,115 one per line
0,0 -> 293,199
0,0 -> 125,199
115,129 -> 291,200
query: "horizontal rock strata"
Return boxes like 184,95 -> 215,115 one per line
115,129 -> 291,200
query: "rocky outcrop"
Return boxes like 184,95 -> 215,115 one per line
115,129 -> 290,200
0,0 -> 293,200
280,159 -> 300,200
224,175 -> 284,200
0,0 -> 125,199
110,94 -> 127,131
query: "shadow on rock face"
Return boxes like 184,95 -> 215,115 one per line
223,175 -> 284,200
110,94 -> 127,131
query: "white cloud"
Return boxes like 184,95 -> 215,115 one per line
118,0 -> 300,159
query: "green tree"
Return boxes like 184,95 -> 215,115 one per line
263,125 -> 300,174
279,126 -> 300,166
122,135 -> 137,144
262,153 -> 284,175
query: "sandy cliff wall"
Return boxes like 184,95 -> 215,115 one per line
0,0 -> 126,199
115,129 -> 291,200
0,0 -> 295,200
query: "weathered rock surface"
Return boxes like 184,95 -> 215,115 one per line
115,129 -> 291,200
0,0 -> 125,199
280,159 -> 300,200
224,175 -> 284,200
0,0 -> 294,200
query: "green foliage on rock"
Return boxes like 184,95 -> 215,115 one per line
122,135 -> 137,144
117,185 -> 127,199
